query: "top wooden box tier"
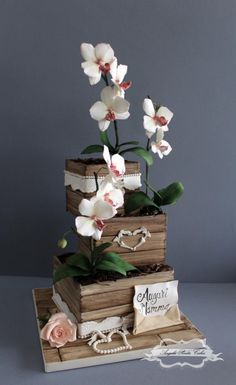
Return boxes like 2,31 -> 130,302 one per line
65,158 -> 141,216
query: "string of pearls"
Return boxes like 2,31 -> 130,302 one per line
92,329 -> 133,355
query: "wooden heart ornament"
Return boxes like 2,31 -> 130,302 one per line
113,226 -> 151,251
92,329 -> 132,355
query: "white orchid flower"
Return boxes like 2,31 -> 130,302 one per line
143,98 -> 173,138
103,145 -> 125,180
96,178 -> 124,209
110,59 -> 132,97
81,43 -> 115,85
151,129 -> 172,159
90,86 -> 130,131
75,197 -> 116,240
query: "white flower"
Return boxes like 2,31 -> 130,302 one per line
75,197 -> 116,240
151,129 -> 172,159
143,98 -> 173,138
96,178 -> 124,209
90,86 -> 130,131
81,43 -> 115,85
110,59 -> 132,97
103,145 -> 125,180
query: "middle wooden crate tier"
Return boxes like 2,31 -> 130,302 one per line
78,214 -> 167,267
53,255 -> 174,324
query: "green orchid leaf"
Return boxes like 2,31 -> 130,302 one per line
81,145 -> 104,155
100,131 -> 115,153
124,191 -> 159,214
92,242 -> 112,260
96,260 -> 127,276
53,264 -> 90,283
103,252 -> 137,271
153,182 -> 184,206
117,141 -> 139,149
66,253 -> 92,271
119,147 -> 153,166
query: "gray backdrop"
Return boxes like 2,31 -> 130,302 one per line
0,0 -> 235,281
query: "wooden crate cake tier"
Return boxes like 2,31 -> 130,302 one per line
65,158 -> 141,215
79,213 -> 167,267
53,255 -> 174,334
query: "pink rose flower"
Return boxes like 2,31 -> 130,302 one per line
40,312 -> 77,348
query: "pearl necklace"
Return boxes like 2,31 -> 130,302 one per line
91,329 -> 133,355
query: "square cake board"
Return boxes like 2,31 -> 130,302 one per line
33,288 -> 205,372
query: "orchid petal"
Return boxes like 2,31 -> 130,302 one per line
90,101 -> 107,121
156,128 -> 165,143
78,199 -> 94,217
143,115 -> 157,132
111,96 -> 130,114
101,86 -> 116,107
143,98 -> 155,117
110,58 -> 118,79
95,43 -> 114,62
111,153 -> 125,175
81,62 -> 100,78
115,111 -> 130,120
75,216 -> 96,237
157,106 -> 173,124
88,75 -> 101,85
80,43 -> 96,61
92,228 -> 103,240
93,199 -> 116,219
98,120 -> 110,131
103,145 -> 111,166
116,64 -> 128,82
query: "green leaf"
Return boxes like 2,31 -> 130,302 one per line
66,253 -> 91,271
124,191 -> 159,214
119,147 -> 153,166
100,131 -> 114,152
96,260 -> 127,276
92,242 -> 112,260
81,145 -> 103,155
117,141 -> 139,149
153,182 -> 184,206
103,252 -> 137,271
53,264 -> 89,283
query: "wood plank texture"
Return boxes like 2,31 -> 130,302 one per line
33,288 -> 205,372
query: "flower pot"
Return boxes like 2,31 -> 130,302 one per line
79,213 -> 167,267
53,255 -> 174,336
65,158 -> 141,216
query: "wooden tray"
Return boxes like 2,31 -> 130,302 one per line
33,288 -> 205,372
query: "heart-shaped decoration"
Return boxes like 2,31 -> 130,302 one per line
113,226 -> 151,251
92,329 -> 132,355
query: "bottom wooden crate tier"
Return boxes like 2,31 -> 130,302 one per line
33,288 -> 205,372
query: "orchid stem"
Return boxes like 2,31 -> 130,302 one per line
114,120 -> 119,149
102,73 -> 119,151
145,138 -> 151,195
93,171 -> 99,192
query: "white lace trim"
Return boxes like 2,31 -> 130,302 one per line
52,286 -> 134,337
64,170 -> 141,193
